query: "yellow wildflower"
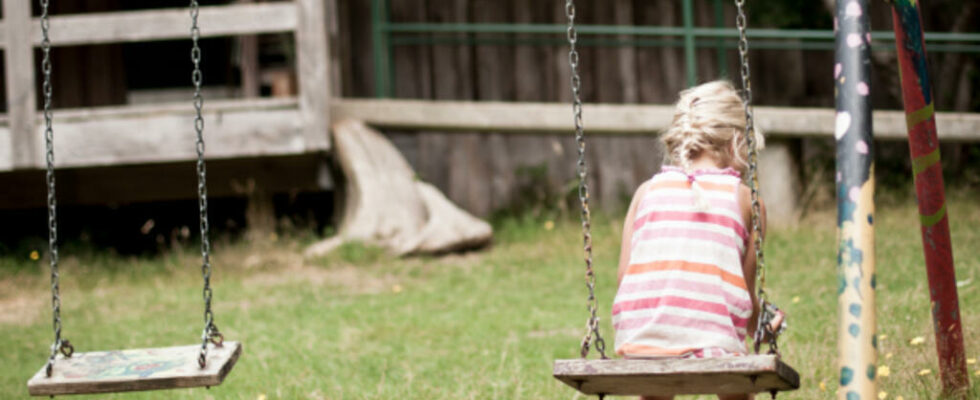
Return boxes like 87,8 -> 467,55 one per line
544,220 -> 555,231
966,358 -> 976,365
909,336 -> 925,345
791,296 -> 800,304
878,391 -> 887,400
30,250 -> 40,261
917,369 -> 931,376
877,365 -> 890,377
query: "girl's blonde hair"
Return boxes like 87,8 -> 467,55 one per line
662,80 -> 763,174
661,80 -> 763,210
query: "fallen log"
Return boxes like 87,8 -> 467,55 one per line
305,119 -> 493,257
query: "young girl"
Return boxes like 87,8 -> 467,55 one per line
611,81 -> 777,400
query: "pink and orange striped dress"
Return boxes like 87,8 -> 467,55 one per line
612,166 -> 752,358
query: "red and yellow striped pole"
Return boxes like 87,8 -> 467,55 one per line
890,1 -> 970,396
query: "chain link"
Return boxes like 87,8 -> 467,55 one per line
566,0 -> 606,360
735,0 -> 776,355
40,0 -> 74,378
190,0 -> 222,369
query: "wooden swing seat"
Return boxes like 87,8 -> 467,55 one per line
553,354 -> 799,396
27,341 -> 241,396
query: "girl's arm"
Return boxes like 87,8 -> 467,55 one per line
739,183 -> 767,338
618,182 -> 650,286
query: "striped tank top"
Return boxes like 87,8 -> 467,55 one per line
612,165 -> 752,358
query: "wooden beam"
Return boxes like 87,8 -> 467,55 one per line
13,3 -> 298,47
4,0 -> 38,169
553,356 -> 799,396
295,0 -> 333,151
0,154 -> 331,209
329,99 -> 980,141
0,98 -> 306,171
53,99 -> 305,168
1,98 -> 979,173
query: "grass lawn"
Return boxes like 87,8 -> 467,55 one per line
1,192 -> 978,399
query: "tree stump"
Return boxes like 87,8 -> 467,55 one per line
305,119 -> 493,257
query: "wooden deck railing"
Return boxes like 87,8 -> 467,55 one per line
0,0 -> 332,171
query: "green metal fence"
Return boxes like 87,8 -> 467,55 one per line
370,0 -> 980,98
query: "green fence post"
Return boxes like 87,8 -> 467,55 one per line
682,0 -> 697,86
713,0 -> 728,77
371,0 -> 391,98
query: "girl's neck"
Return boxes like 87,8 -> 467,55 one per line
689,154 -> 727,171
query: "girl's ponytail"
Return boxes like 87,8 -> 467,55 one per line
678,137 -> 712,212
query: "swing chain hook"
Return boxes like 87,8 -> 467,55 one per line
198,324 -> 223,368
40,0 -> 72,378
190,0 -> 218,369
565,0 -> 606,360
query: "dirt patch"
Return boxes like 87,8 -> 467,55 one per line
0,294 -> 43,326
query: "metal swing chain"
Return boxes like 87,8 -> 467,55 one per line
41,0 -> 74,378
190,0 -> 223,369
735,0 -> 777,356
566,0 -> 606,360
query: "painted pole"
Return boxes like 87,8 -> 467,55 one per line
834,1 -> 877,399
890,1 -> 970,395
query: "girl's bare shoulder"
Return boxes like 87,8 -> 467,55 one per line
737,182 -> 767,227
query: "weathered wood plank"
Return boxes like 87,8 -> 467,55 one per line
0,99 -> 301,171
422,0 -> 469,192
4,0 -> 38,168
295,0 -> 332,151
0,154 -> 330,209
52,105 -> 305,168
466,0 -> 509,216
20,3 -> 297,47
553,355 -> 799,396
0,99 -> 978,173
27,341 -> 242,396
329,99 -> 980,140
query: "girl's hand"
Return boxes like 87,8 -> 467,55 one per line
767,309 -> 786,335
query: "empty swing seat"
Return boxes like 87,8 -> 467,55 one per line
27,341 -> 242,396
553,354 -> 799,396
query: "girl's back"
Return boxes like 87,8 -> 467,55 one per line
612,166 -> 752,359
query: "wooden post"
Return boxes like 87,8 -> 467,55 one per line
758,139 -> 801,223
5,0 -> 38,169
891,1 -> 969,396
295,0 -> 331,150
834,1 -> 877,400
324,0 -> 342,98
236,0 -> 260,98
